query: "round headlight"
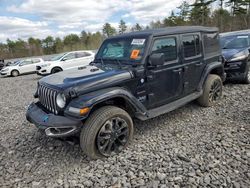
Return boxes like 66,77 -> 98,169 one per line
56,93 -> 66,108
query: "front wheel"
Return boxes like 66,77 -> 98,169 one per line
197,74 -> 223,107
80,106 -> 134,159
11,70 -> 19,77
51,67 -> 62,74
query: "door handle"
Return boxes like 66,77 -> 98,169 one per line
173,68 -> 182,73
195,62 -> 203,66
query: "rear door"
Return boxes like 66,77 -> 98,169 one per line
146,35 -> 184,109
31,59 -> 42,72
75,51 -> 94,66
181,33 -> 204,94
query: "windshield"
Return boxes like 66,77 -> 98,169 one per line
95,37 -> 148,64
12,61 -> 21,65
49,53 -> 67,61
221,35 -> 250,49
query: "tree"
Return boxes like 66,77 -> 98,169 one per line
190,0 -> 215,25
42,36 -> 55,54
177,1 -> 190,21
102,23 -> 116,37
63,34 -> 80,51
54,37 -> 63,53
131,23 -> 143,31
118,19 -> 127,34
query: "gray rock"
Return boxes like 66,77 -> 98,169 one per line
157,172 -> 167,181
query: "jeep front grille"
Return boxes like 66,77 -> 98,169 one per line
38,84 -> 58,114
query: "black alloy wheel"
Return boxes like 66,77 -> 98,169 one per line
97,117 -> 129,156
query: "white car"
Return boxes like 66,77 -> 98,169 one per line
0,58 -> 44,77
37,50 -> 95,75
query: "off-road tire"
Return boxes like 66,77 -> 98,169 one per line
51,67 -> 62,74
197,74 -> 223,107
11,70 -> 19,77
80,106 -> 134,159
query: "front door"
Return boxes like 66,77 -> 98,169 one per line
61,52 -> 77,70
181,33 -> 205,94
18,60 -> 34,74
146,35 -> 183,109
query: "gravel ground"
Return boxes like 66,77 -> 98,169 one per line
0,74 -> 249,188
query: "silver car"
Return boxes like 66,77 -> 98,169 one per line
0,58 -> 44,77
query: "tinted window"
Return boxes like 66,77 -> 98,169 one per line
152,37 -> 177,62
20,60 -> 32,66
76,52 -> 91,58
183,35 -> 201,58
204,33 -> 220,57
63,53 -> 76,60
32,59 -> 41,63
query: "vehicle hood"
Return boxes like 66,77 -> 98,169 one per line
222,48 -> 245,61
39,65 -> 133,95
1,65 -> 17,71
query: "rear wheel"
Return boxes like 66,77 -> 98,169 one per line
11,70 -> 19,77
80,106 -> 133,159
197,74 -> 223,107
51,67 -> 62,74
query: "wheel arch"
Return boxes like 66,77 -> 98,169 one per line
11,69 -> 19,75
51,66 -> 63,73
198,62 -> 225,90
65,87 -> 148,119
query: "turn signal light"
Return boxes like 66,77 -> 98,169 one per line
80,107 -> 90,115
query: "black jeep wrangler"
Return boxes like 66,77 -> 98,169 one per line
26,26 -> 225,159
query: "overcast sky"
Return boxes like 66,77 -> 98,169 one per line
0,0 -> 195,42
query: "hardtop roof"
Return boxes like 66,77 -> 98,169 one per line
109,26 -> 218,39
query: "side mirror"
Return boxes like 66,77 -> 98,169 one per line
61,57 -> 68,61
148,53 -> 165,66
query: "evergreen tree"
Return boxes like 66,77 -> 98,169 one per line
102,23 -> 116,37
118,19 -> 127,34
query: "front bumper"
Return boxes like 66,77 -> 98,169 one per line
0,71 -> 10,76
26,102 -> 83,137
224,58 -> 248,80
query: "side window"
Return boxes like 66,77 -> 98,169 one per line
32,59 -> 41,63
63,53 -> 76,61
152,37 -> 177,62
183,35 -> 201,58
20,60 -> 32,66
203,32 -> 220,57
76,52 -> 91,58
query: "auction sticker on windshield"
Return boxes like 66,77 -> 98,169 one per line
131,39 -> 145,45
130,49 -> 140,59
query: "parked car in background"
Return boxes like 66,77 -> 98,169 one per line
0,59 -> 4,70
0,58 -> 44,77
26,26 -> 225,159
220,30 -> 250,83
36,50 -> 95,75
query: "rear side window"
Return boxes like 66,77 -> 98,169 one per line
183,35 -> 201,58
32,59 -> 41,63
63,53 -> 76,60
151,37 -> 177,62
20,60 -> 33,66
76,52 -> 91,58
204,32 -> 220,57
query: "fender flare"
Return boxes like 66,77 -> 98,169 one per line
198,61 -> 225,91
65,87 -> 148,118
